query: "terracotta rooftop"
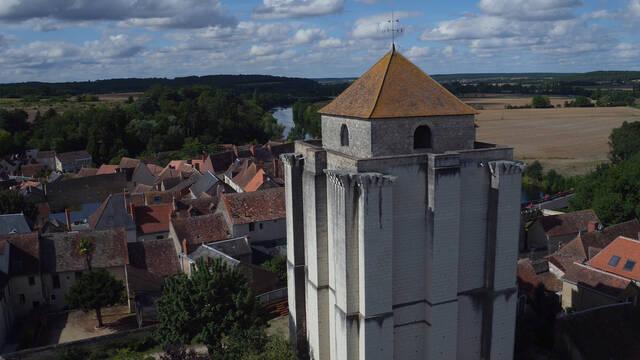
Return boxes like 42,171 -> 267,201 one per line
21,163 -> 45,178
40,229 -> 128,273
3,232 -> 39,275
134,204 -> 173,235
536,210 -> 600,238
56,150 -> 91,162
580,219 -> 640,254
119,157 -> 141,169
96,164 -> 119,175
222,187 -> 285,225
146,163 -> 163,176
171,213 -> 232,253
562,262 -> 631,298
589,236 -> 640,281
75,167 -> 98,178
127,238 -> 180,277
318,47 -> 477,119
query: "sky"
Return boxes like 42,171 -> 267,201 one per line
0,0 -> 639,82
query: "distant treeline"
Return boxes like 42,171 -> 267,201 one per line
432,71 -> 640,84
0,74 -> 350,109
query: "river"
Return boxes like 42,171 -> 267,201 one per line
272,107 -> 294,137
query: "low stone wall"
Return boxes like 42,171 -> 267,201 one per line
3,325 -> 156,360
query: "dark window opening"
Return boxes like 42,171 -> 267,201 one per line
52,274 -> 60,289
249,223 -> 255,231
19,294 -> 25,304
156,235 -> 164,240
28,276 -> 35,286
413,125 -> 432,149
340,124 -> 349,147
33,301 -> 40,308
609,255 -> 621,267
259,223 -> 264,230
624,260 -> 636,271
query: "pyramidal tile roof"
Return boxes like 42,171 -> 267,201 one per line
319,47 -> 477,119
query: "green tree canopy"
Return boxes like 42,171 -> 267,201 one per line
609,121 -> 640,164
531,95 -> 551,108
155,258 -> 265,354
0,190 -> 38,221
66,269 -> 125,327
260,256 -> 286,283
77,237 -> 95,270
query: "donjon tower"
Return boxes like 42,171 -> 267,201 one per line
282,47 -> 524,360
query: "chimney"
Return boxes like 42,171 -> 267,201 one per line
64,209 -> 71,231
182,238 -> 187,254
250,145 -> 255,157
588,221 -> 599,233
129,204 -> 135,219
172,196 -> 177,212
233,145 -> 238,158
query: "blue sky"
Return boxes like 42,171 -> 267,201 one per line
0,0 -> 639,82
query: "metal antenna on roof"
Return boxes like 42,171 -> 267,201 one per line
383,11 -> 404,50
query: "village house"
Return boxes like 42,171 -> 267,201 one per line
0,214 -> 31,235
3,232 -> 42,320
35,151 -> 56,170
39,229 -> 129,312
20,163 -> 45,179
45,172 -> 127,213
527,210 -> 600,254
0,237 -> 15,349
49,203 -> 102,231
89,194 -> 137,243
548,219 -> 640,279
54,150 -> 92,173
133,204 -> 173,241
560,236 -> 640,311
221,187 -> 286,243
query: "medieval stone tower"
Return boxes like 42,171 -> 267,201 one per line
282,47 -> 524,360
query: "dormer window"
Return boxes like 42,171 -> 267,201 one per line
340,124 -> 349,147
414,125 -> 432,149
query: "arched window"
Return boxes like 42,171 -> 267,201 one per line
414,125 -> 432,149
340,124 -> 349,147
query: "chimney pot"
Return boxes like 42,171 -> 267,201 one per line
182,238 -> 187,254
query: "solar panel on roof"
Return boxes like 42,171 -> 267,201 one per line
609,255 -> 621,267
623,260 -> 636,272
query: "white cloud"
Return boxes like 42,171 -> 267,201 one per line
443,45 -> 454,56
249,44 -> 278,57
405,46 -> 431,59
351,11 -> 416,39
84,34 -> 149,58
318,37 -> 343,48
630,0 -> 640,17
478,0 -> 583,20
615,43 -> 640,58
252,0 -> 344,20
292,28 -> 326,45
421,15 -> 511,41
0,0 -> 236,29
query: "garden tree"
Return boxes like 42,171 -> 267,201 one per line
290,101 -> 323,140
211,327 -> 297,360
160,345 -> 207,360
0,129 -> 12,156
531,95 -> 551,108
260,256 -> 286,283
0,190 -> 38,221
523,160 -> 544,182
609,121 -> 640,164
569,154 -> 640,226
77,237 -> 95,270
66,269 -> 125,328
155,258 -> 265,354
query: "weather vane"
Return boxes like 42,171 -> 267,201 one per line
382,11 -> 404,48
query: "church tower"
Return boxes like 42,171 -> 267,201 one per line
283,47 -> 524,360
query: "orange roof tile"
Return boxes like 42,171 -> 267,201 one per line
589,236 -> 640,281
96,164 -> 118,175
134,204 -> 173,235
318,47 -> 477,119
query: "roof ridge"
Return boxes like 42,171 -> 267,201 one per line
368,49 -> 395,119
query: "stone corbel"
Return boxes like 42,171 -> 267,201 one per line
280,153 -> 305,168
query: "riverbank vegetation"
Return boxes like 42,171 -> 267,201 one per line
0,85 -> 287,165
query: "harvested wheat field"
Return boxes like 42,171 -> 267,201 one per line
463,96 -> 572,110
471,104 -> 640,176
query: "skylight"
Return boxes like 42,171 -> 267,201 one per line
623,260 -> 636,272
609,255 -> 621,267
